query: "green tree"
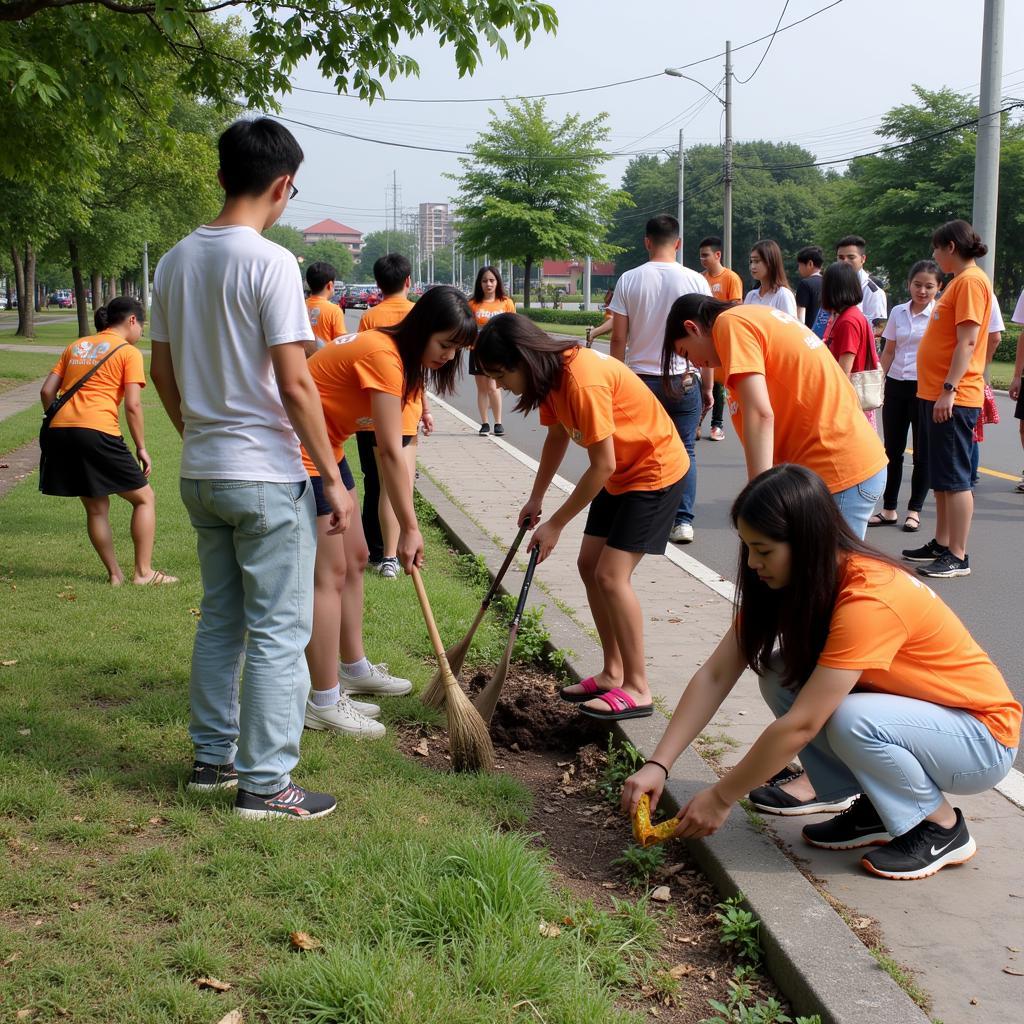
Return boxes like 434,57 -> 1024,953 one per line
357,230 -> 419,276
263,225 -> 307,256
303,239 -> 355,282
451,98 -> 628,307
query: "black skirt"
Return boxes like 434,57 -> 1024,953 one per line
39,426 -> 148,498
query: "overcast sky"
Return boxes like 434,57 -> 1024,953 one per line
269,0 -> 1024,240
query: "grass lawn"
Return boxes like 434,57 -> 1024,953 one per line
0,390 -> 661,1023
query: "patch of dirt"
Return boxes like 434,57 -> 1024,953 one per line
0,440 -> 38,500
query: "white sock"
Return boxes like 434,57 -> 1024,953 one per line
342,658 -> 371,679
310,685 -> 340,707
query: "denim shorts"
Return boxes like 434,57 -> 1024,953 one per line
917,400 -> 979,493
310,456 -> 356,516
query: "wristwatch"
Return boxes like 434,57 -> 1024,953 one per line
942,382 -> 957,393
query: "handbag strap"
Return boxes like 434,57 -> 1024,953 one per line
47,342 -> 129,420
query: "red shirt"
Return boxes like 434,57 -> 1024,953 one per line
824,307 -> 876,374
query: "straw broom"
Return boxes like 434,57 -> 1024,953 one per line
411,566 -> 494,773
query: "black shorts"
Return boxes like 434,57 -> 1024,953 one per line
362,431 -> 414,448
583,477 -> 685,554
467,347 -> 484,376
39,426 -> 148,498
310,456 -> 356,517
917,401 -> 978,493
1015,377 -> 1024,420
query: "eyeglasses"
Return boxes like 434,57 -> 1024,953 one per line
288,181 -> 299,200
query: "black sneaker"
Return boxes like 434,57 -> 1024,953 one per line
234,783 -> 337,821
861,808 -> 975,880
802,795 -> 890,850
493,423 -> 505,436
917,551 -> 970,578
748,783 -> 858,816
478,422 -> 490,435
902,538 -> 948,562
187,760 -> 238,792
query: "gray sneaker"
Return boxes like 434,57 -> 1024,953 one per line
304,694 -> 386,738
340,661 -> 413,697
378,557 -> 400,579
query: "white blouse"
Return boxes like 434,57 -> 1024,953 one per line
743,286 -> 797,317
881,300 -> 933,381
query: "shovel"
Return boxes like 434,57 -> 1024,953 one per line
474,544 -> 540,725
420,521 -> 530,710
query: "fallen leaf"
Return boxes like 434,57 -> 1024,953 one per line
413,739 -> 429,757
0,659 -> 17,667
1002,966 -> 1024,977
851,917 -> 872,930
71,815 -> 84,822
289,931 -> 321,951
195,977 -> 232,992
1008,946 -> 1022,953
561,916 -> 574,927
16,1010 -> 33,1021
215,1012 -> 244,1024
148,816 -> 164,825
650,886 -> 671,903
556,760 -> 572,768
2,952 -> 22,967
69,902 -> 82,912
17,728 -> 30,736
539,921 -> 561,938
601,881 -> 617,889
189,608 -> 201,618
970,998 -> 978,1005
416,815 -> 429,825
668,963 -> 694,979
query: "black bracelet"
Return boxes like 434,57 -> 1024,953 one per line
644,759 -> 669,779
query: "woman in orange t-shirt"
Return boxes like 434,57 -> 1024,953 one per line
39,297 -> 177,586
476,313 -> 687,724
622,465 -> 1019,881
905,220 -> 993,580
468,265 -> 516,436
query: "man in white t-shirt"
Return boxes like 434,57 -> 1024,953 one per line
609,214 -> 712,543
150,118 -> 347,822
835,234 -> 887,326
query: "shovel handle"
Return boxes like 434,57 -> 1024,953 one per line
511,546 -> 540,628
481,520 -> 530,609
410,566 -> 448,666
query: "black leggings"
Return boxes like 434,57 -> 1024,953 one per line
356,430 -> 384,563
881,377 -> 929,512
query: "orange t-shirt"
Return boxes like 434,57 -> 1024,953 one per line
703,267 -> 744,303
359,295 -> 414,332
303,330 -> 405,475
538,347 -> 687,494
916,265 -> 992,408
469,297 -> 516,327
818,554 -> 1021,748
50,332 -> 145,436
713,305 -> 886,493
305,296 -> 347,348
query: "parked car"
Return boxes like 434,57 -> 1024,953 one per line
345,284 -> 382,309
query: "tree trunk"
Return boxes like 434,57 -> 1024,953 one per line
14,242 -> 36,338
523,255 -> 533,309
106,277 -> 118,304
69,238 -> 90,336
90,272 -> 102,312
12,244 -> 26,335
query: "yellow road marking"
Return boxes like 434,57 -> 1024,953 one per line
905,448 -> 1020,482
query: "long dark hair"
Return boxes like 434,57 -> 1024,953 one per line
472,265 -> 507,302
660,293 -> 737,394
95,296 -> 144,332
820,261 -> 862,315
475,313 -> 578,412
381,285 -> 476,401
750,239 -> 789,294
931,219 -> 987,260
731,464 -> 904,689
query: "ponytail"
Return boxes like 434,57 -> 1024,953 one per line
94,295 -> 144,333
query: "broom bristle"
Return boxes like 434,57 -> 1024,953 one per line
421,668 -> 448,710
442,667 -> 494,773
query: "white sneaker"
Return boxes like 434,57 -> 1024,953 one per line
669,522 -> 694,544
378,557 -> 400,579
340,661 -> 413,697
304,694 -> 386,738
710,425 -> 725,441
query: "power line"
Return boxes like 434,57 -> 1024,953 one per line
288,1 -> 843,106
733,0 -> 791,85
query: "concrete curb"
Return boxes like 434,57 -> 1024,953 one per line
416,471 -> 930,1024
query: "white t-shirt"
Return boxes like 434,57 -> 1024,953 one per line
988,294 -> 1004,333
1012,288 -> 1024,326
743,286 -> 797,317
856,268 -> 887,323
608,260 -> 711,375
150,225 -> 314,482
881,300 -> 933,381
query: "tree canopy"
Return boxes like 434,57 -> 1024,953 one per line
451,98 -> 628,306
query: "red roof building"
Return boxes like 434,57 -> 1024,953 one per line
541,259 -> 616,291
302,219 -> 364,255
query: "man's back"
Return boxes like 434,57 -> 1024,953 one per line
151,224 -> 313,482
610,261 -> 711,374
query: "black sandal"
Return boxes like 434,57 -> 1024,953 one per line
902,512 -> 921,533
867,512 -> 898,527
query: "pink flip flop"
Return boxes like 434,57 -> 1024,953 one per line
559,676 -> 601,704
578,687 -> 654,721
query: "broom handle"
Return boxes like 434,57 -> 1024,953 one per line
481,521 -> 530,610
410,566 -> 450,666
511,546 -> 540,627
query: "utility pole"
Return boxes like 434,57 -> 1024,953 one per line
723,39 -> 734,269
141,242 -> 149,315
972,0 -> 1004,279
676,129 -> 685,264
584,255 -> 593,310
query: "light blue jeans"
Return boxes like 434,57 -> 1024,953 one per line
180,478 -> 317,795
760,668 -> 1017,837
832,465 -> 886,539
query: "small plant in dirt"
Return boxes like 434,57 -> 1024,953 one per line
715,893 -> 761,964
704,966 -> 822,1023
546,646 -> 575,679
598,734 -> 644,804
495,593 -> 550,663
454,552 -> 491,590
612,843 -> 666,886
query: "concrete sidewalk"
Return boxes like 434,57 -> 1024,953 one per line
416,396 -> 1024,1024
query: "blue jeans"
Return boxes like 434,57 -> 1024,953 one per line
832,465 -> 886,539
180,478 -> 317,795
639,374 -> 700,526
760,668 -> 1016,837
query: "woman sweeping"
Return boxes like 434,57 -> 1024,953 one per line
468,266 -> 516,435
476,313 -> 687,722
621,465 -> 1020,881
39,296 -> 177,586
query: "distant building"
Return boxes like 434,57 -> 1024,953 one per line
302,219 -> 363,256
541,259 -> 616,293
419,203 -> 452,256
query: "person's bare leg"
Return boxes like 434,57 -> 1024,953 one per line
487,378 -> 502,424
580,546 -> 650,711
307,518 -> 345,693
475,375 -> 491,425
118,484 -> 156,582
933,491 -> 949,549
81,495 -> 123,584
338,487 -> 370,664
576,535 -> 624,689
943,490 -> 973,559
373,450 -> 399,559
